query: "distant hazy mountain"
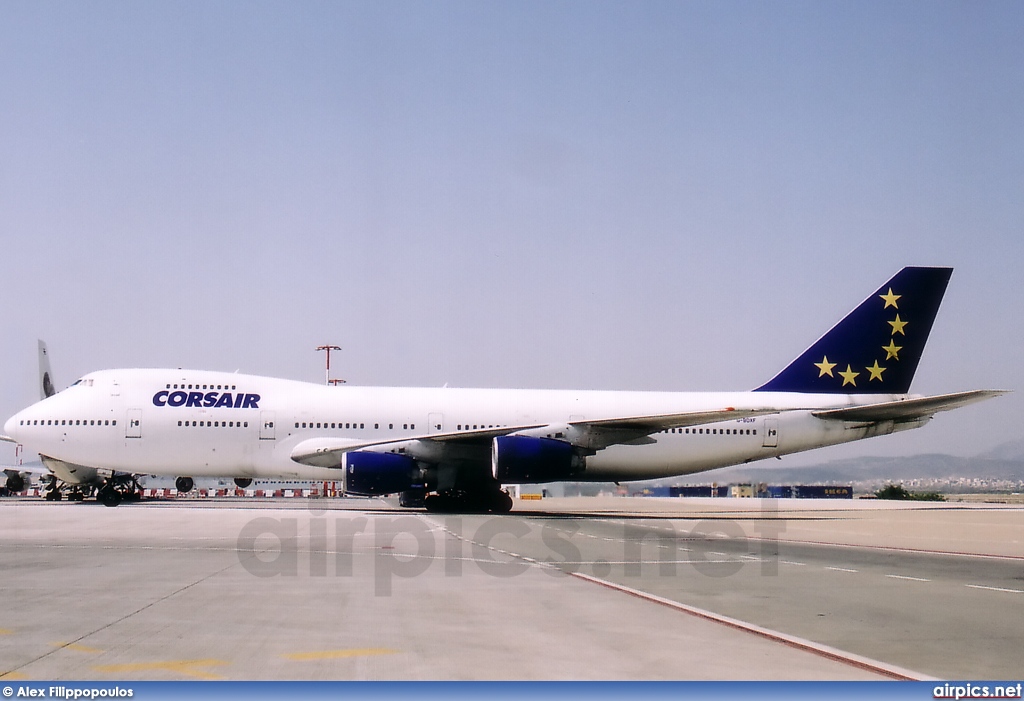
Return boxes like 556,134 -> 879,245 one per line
978,438 -> 1024,462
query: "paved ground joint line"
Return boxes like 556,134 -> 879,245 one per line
567,570 -> 934,682
3,552 -> 256,677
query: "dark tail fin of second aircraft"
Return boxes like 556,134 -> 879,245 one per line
39,340 -> 56,399
755,267 -> 953,395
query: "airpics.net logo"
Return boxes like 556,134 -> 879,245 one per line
933,682 -> 1023,699
234,501 -> 785,596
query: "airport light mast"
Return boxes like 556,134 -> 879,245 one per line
315,345 -> 345,386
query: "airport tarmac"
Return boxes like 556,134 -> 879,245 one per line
0,496 -> 1021,681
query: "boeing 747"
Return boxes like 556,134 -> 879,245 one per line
1,267 -> 1005,511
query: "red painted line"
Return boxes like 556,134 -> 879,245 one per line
568,571 -> 933,681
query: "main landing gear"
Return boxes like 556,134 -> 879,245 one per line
96,475 -> 142,507
424,488 -> 514,514
40,476 -> 97,503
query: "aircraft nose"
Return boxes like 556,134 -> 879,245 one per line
3,414 -> 16,439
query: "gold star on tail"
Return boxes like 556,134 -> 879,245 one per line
888,314 -> 908,336
814,356 -> 837,377
839,365 -> 860,387
882,340 -> 901,360
866,360 -> 886,382
880,288 -> 901,309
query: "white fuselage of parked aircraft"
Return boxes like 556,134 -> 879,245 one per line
0,267 -> 1006,511
4,368 -> 925,486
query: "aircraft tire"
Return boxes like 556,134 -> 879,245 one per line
98,487 -> 121,507
493,491 -> 514,514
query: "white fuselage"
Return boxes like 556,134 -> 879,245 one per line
4,368 -> 923,486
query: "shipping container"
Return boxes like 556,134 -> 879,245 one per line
671,486 -> 729,497
635,486 -> 673,497
793,485 -> 853,499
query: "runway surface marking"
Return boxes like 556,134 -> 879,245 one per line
93,659 -> 228,680
1,548 -> 246,679
567,570 -> 932,682
428,514 -> 927,681
966,584 -> 1024,594
741,535 -> 1024,561
282,648 -> 398,661
885,575 -> 930,582
825,566 -> 858,573
51,642 -> 104,653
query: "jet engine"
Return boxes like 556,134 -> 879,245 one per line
491,435 -> 584,483
342,452 -> 418,496
233,477 -> 253,489
175,476 -> 194,493
4,472 -> 25,493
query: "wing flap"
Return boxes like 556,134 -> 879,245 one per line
812,390 -> 1008,423
572,407 -> 776,433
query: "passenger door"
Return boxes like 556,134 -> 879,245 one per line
260,411 -> 276,440
125,409 -> 142,439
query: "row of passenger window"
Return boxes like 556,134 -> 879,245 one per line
292,421 -> 511,432
166,382 -> 239,391
662,427 -> 757,435
20,419 -> 116,427
294,422 -> 417,430
178,421 -> 249,428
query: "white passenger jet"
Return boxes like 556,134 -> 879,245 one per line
3,341 -> 94,499
1,267 -> 1005,511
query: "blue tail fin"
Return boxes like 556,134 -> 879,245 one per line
754,267 -> 952,394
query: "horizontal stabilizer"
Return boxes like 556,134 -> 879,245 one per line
812,390 -> 1008,423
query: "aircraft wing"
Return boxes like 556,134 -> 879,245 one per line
812,390 -> 1008,423
290,406 -> 779,467
2,461 -> 50,477
0,435 -> 16,444
290,426 -> 540,467
570,407 -> 772,432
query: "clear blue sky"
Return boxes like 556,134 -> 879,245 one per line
1,1 -> 1021,465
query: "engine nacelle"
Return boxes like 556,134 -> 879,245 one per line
342,451 -> 418,496
175,476 -> 194,493
5,472 -> 25,493
233,478 -> 253,489
491,435 -> 584,483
